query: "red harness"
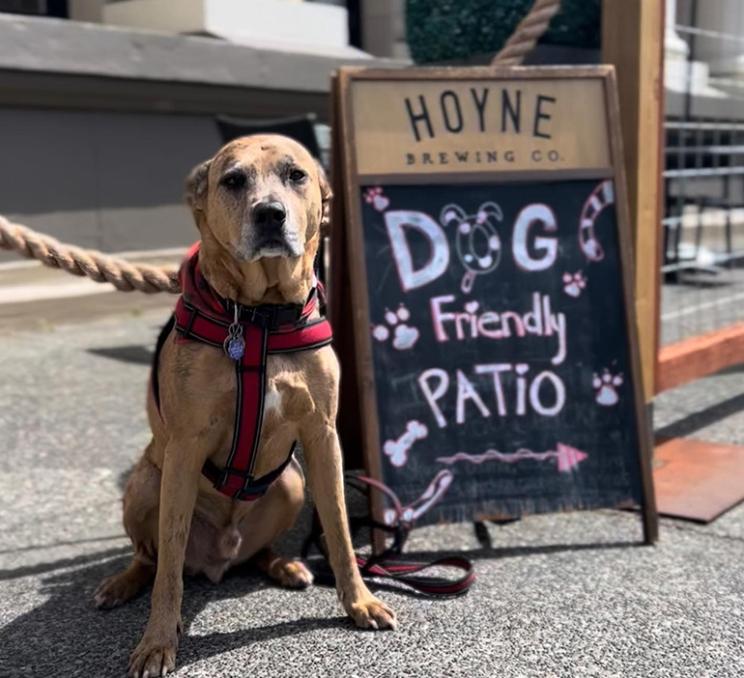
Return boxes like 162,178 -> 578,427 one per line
153,243 -> 333,501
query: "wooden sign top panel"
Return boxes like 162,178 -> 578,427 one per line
349,75 -> 611,177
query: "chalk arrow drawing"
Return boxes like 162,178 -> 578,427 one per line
436,443 -> 588,473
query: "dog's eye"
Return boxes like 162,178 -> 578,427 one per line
289,168 -> 307,183
221,171 -> 247,190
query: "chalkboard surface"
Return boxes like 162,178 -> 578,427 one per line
334,67 -> 657,541
360,179 -> 642,525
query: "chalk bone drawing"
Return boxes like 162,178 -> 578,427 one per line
364,186 -> 390,212
593,369 -> 623,406
437,443 -> 588,473
562,271 -> 587,298
371,303 -> 419,350
383,469 -> 453,526
579,180 -> 615,262
440,202 -> 503,294
383,420 -> 428,467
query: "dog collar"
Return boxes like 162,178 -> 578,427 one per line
152,242 -> 333,501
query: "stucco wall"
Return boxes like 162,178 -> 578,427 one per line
0,109 -> 223,260
0,13 -> 401,261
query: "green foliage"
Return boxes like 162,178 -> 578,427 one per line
406,0 -> 601,64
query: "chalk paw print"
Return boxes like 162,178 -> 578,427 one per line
563,271 -> 587,298
364,186 -> 390,212
372,304 -> 419,350
593,370 -> 623,406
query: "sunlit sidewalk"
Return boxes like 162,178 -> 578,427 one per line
0,308 -> 742,677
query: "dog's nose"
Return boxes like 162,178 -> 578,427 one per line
253,202 -> 286,231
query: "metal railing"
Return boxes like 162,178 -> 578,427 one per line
662,3 -> 744,345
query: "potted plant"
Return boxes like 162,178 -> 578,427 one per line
406,0 -> 601,65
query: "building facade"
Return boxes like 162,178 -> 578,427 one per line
1,0 -> 743,261
0,1 -> 399,259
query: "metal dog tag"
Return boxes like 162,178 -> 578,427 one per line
224,304 -> 245,361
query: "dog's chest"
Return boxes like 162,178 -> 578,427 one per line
198,352 -> 302,415
170,344 -> 315,473
263,384 -> 283,418
254,360 -> 314,466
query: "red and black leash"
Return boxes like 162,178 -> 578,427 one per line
302,473 -> 476,598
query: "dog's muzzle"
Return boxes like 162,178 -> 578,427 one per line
247,201 -> 302,258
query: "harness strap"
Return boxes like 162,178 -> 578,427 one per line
175,299 -> 332,354
158,293 -> 332,503
202,442 -> 297,502
150,242 -> 333,503
219,321 -> 268,499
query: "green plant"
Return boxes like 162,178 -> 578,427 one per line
406,0 -> 601,64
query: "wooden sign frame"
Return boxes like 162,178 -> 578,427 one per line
602,0 -> 665,401
333,66 -> 658,546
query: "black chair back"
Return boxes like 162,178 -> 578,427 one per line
216,114 -> 321,158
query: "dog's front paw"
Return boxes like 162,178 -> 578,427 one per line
346,595 -> 397,631
128,628 -> 178,678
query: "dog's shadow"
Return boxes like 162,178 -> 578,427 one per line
0,532 -> 643,676
0,547 -> 348,676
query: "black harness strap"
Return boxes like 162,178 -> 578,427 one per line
150,314 -> 175,413
201,442 -> 297,502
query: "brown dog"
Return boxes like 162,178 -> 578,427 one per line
94,135 -> 396,677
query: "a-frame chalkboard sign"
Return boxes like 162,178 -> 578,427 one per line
331,66 -> 658,545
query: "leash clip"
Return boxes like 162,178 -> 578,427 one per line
224,302 -> 245,361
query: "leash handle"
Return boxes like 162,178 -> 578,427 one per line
302,474 -> 476,598
355,553 -> 476,598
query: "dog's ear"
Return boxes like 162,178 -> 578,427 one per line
185,159 -> 211,215
440,203 -> 467,228
316,160 -> 332,235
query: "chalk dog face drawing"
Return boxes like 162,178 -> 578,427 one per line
94,135 -> 396,678
440,201 -> 503,293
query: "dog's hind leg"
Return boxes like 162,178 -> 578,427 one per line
94,558 -> 155,609
234,457 -> 313,588
253,547 -> 313,589
95,449 -> 161,609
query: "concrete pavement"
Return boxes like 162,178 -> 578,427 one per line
1,307 -> 744,677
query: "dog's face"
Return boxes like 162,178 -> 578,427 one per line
186,135 -> 330,262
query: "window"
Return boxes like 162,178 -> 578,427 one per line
0,0 -> 67,17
